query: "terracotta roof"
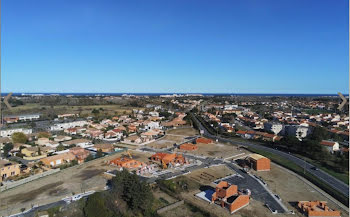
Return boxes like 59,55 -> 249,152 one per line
320,140 -> 336,147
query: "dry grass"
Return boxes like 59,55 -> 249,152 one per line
249,164 -> 349,217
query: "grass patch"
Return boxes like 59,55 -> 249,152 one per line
294,154 -> 349,185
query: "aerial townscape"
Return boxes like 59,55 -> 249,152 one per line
0,94 -> 348,217
1,0 -> 349,217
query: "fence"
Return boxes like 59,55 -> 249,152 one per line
0,168 -> 60,192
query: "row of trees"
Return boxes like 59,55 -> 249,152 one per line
278,126 -> 349,173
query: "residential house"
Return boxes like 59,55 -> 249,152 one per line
62,139 -> 92,148
69,147 -> 90,163
94,143 -> 115,153
320,140 -> 340,153
211,181 -> 250,214
40,152 -> 76,167
0,160 -> 20,182
54,135 -> 72,142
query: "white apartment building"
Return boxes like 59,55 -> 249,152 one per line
264,122 -> 283,135
50,120 -> 88,131
283,125 -> 311,140
0,128 -> 33,137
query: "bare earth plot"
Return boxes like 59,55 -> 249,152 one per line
249,163 -> 349,217
166,127 -> 199,137
186,165 -> 234,185
147,135 -> 187,149
0,152 -> 128,216
146,127 -> 198,149
180,142 -> 245,159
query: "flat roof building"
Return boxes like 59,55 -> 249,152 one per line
247,154 -> 270,171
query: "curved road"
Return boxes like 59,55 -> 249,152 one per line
191,114 -> 349,199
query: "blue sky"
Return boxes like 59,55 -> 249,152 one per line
2,0 -> 349,94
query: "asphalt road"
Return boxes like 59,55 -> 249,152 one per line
191,113 -> 350,199
218,163 -> 288,213
140,146 -> 288,213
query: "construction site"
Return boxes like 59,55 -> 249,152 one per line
0,127 -> 347,217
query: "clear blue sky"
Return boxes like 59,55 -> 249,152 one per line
2,0 -> 349,94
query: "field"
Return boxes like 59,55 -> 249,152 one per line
6,103 -> 139,116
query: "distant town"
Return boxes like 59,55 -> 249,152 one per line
0,94 -> 348,217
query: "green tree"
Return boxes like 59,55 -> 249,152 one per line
56,144 -> 65,151
96,149 -> 103,158
11,132 -> 27,144
3,143 -> 14,157
38,132 -> 50,138
85,154 -> 94,162
84,192 -> 113,217
309,126 -> 329,142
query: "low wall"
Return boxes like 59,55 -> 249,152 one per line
157,200 -> 184,214
0,168 -> 60,192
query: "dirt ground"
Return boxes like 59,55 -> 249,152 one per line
166,127 -> 199,137
249,163 -> 349,217
147,135 -> 185,149
179,142 -> 246,159
146,127 -> 198,149
0,151 -> 136,216
153,188 -> 178,204
186,165 -> 234,185
125,150 -> 153,163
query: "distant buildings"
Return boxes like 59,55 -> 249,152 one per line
283,125 -> 311,140
0,128 -> 32,137
4,114 -> 40,123
50,120 -> 88,131
264,122 -> 283,135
